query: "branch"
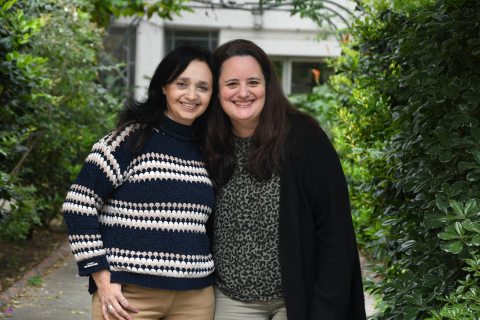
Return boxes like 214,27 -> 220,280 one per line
10,131 -> 45,178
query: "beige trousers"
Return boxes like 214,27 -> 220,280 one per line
213,285 -> 287,320
92,284 -> 214,320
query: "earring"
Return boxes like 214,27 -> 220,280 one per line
162,90 -> 166,95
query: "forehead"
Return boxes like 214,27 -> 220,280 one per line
177,60 -> 213,81
220,56 -> 263,78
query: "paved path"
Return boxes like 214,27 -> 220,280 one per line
3,253 -> 377,319
4,254 -> 91,319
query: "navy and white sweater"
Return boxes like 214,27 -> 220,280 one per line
62,115 -> 215,293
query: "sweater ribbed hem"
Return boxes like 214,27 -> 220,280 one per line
110,271 -> 214,291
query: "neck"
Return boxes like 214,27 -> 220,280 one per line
231,120 -> 258,138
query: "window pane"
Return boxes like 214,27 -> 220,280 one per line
291,61 -> 334,94
174,39 -> 210,48
165,30 -> 219,54
174,30 -> 210,38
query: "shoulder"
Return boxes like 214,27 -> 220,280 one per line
91,123 -> 147,156
287,113 -> 329,146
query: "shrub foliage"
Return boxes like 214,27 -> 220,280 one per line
292,0 -> 480,318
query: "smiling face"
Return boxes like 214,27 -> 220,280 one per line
163,60 -> 213,126
218,55 -> 266,137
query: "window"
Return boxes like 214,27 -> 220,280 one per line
101,26 -> 137,94
165,30 -> 218,53
291,61 -> 334,94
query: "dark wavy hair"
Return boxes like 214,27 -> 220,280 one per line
203,39 -> 319,192
116,46 -> 217,151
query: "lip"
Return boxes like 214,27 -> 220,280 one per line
179,102 -> 199,110
232,100 -> 254,108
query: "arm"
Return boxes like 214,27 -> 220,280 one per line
62,131 -> 138,320
62,136 -> 117,276
299,127 -> 365,319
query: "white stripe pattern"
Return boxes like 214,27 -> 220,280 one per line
107,250 -> 214,278
128,170 -> 212,185
100,205 -> 209,223
98,215 -> 207,233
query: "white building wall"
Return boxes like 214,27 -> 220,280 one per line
128,0 -> 355,97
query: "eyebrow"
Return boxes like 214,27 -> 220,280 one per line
177,77 -> 210,86
224,77 -> 262,83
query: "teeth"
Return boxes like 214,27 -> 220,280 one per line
234,101 -> 252,106
181,102 -> 197,107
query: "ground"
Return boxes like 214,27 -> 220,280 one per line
0,227 -> 68,295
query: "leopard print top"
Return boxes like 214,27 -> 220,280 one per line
212,135 -> 283,301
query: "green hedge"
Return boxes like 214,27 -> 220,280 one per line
292,0 -> 480,318
0,0 -> 121,240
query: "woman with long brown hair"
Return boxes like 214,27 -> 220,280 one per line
204,39 -> 366,319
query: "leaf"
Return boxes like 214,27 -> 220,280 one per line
462,91 -> 480,104
465,117 -> 479,127
467,170 -> 480,181
442,240 -> 463,254
71,311 -> 83,314
438,232 -> 460,240
470,236 -> 480,246
444,86 -> 458,99
436,132 -> 449,146
450,200 -> 464,215
471,127 -> 480,143
442,183 -> 451,197
454,221 -> 464,236
439,151 -> 454,162
459,162 -> 480,169
463,220 -> 480,233
436,199 -> 449,214
399,89 -> 416,101
464,199 -> 477,216
451,181 -> 463,197
474,152 -> 480,163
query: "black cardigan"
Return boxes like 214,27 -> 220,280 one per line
208,115 -> 366,319
279,115 -> 366,319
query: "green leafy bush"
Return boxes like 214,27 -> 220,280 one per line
292,0 -> 480,318
348,0 -> 480,319
0,0 -> 121,240
0,0 -> 47,240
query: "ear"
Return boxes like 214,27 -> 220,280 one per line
162,86 -> 167,95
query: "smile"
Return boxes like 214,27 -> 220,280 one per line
233,101 -> 254,107
180,102 -> 198,109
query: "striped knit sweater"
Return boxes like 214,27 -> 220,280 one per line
62,115 -> 215,292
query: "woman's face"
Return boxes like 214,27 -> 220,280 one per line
163,60 -> 213,126
218,56 -> 266,135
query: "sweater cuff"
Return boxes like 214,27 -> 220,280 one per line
77,255 -> 110,277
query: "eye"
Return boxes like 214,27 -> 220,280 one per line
248,80 -> 260,86
226,82 -> 238,88
177,82 -> 187,87
198,85 -> 209,91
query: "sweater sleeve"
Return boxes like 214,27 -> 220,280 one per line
299,125 -> 365,319
62,130 -> 126,277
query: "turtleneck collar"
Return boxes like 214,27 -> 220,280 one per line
157,114 -> 195,141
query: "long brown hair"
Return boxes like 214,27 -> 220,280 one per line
203,39 -> 318,192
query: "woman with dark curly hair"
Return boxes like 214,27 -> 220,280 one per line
63,46 -> 217,320
203,39 -> 366,320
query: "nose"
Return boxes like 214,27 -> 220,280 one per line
185,87 -> 197,100
238,84 -> 249,98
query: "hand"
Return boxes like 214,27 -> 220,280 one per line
92,269 -> 138,320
